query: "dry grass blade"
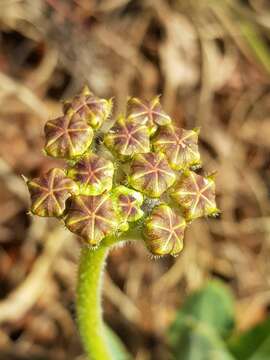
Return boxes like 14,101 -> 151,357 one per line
0,227 -> 70,324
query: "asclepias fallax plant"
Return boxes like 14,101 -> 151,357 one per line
26,86 -> 219,360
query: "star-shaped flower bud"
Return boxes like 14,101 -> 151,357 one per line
65,194 -> 118,246
129,152 -> 176,198
44,113 -> 93,159
63,86 -> 112,129
127,97 -> 171,134
68,153 -> 114,195
143,204 -> 186,256
104,116 -> 150,158
27,168 -> 78,217
171,171 -> 218,221
153,125 -> 201,170
112,186 -> 144,230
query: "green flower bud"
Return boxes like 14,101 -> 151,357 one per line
44,113 -> 93,159
68,153 -> 114,195
26,88 -> 218,255
127,96 -> 171,134
65,194 -> 118,246
129,152 -> 176,198
104,116 -> 150,158
27,168 -> 78,217
112,186 -> 144,229
63,85 -> 112,129
171,171 -> 218,221
153,125 -> 201,170
143,204 -> 186,256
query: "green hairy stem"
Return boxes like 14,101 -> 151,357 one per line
77,241 -> 113,360
76,232 -> 138,360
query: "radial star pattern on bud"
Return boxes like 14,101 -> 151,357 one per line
26,86 -> 218,256
129,152 -> 176,198
27,168 -> 78,217
127,96 -> 171,134
171,171 -> 218,221
63,86 -> 112,129
153,125 -> 201,170
112,186 -> 144,229
65,194 -> 118,246
44,113 -> 93,159
144,204 -> 186,256
104,116 -> 150,158
68,153 -> 114,195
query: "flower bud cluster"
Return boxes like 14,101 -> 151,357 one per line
26,86 -> 219,257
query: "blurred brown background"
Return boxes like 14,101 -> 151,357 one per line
0,0 -> 270,359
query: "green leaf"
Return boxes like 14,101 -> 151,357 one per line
105,325 -> 131,360
177,281 -> 235,338
169,315 -> 235,360
168,281 -> 236,360
228,318 -> 270,360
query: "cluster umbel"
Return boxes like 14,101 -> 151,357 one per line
26,86 -> 219,257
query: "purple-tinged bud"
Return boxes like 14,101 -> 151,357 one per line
68,153 -> 114,195
112,186 -> 144,229
171,171 -> 218,221
27,168 -> 78,217
144,204 -> 186,256
65,194 -> 118,246
129,152 -> 176,198
104,116 -> 150,158
153,125 -> 201,170
63,86 -> 112,129
44,113 -> 93,159
127,96 -> 171,134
